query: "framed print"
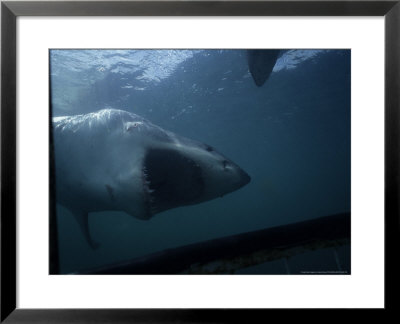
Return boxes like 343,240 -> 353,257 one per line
1,0 -> 399,322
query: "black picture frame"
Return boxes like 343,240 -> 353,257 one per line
1,0 -> 399,322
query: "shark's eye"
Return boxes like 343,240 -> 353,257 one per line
126,122 -> 140,132
222,160 -> 228,169
205,145 -> 213,152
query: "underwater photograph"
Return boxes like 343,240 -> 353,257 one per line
49,49 -> 351,275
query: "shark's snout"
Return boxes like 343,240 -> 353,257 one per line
239,169 -> 251,187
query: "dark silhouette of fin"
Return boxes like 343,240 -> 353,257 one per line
72,211 -> 100,250
247,49 -> 281,87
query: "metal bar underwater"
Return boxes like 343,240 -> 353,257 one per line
75,212 -> 350,275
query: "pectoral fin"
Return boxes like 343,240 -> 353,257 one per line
72,211 -> 100,250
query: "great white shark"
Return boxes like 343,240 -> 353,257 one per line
53,109 -> 250,249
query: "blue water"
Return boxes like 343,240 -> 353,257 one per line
50,49 -> 351,274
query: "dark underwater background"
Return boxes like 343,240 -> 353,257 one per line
50,49 -> 351,274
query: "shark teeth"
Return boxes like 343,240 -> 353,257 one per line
142,166 -> 157,217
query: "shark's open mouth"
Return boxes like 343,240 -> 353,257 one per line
142,148 -> 205,217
